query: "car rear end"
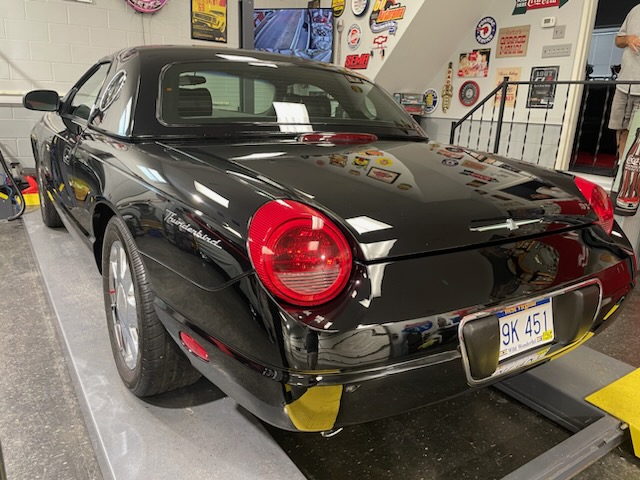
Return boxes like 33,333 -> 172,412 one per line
166,144 -> 635,432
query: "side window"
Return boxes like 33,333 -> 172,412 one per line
69,63 -> 111,121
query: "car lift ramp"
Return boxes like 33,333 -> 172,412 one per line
23,212 -> 305,480
497,346 -> 637,480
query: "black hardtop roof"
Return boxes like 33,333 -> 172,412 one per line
107,45 -> 351,76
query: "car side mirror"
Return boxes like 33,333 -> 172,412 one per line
23,90 -> 60,112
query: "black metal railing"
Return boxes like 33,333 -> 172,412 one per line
449,79 -> 640,177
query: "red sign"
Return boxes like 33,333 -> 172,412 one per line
528,0 -> 559,9
513,0 -> 569,15
345,53 -> 370,70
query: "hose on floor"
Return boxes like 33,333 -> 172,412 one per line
0,150 -> 25,221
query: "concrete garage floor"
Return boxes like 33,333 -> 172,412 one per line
1,214 -> 639,479
0,219 -> 102,480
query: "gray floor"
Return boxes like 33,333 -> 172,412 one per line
2,211 -> 640,479
18,211 -> 304,480
0,218 -> 102,480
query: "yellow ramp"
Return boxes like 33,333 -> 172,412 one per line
586,368 -> 640,457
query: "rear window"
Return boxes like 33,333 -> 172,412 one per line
158,57 -> 417,133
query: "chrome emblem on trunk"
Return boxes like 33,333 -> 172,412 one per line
469,218 -> 542,233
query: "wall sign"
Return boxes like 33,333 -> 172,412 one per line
613,110 -> 640,216
459,81 -> 480,107
371,35 -> 388,58
370,0 -> 405,35
332,0 -> 345,17
513,0 -> 570,15
527,66 -> 560,109
497,25 -> 530,58
394,93 -> 427,116
476,16 -> 497,44
458,49 -> 491,78
347,24 -> 362,50
352,0 -> 369,17
442,62 -> 453,113
424,88 -> 439,114
191,0 -> 227,43
494,67 -> 521,107
125,0 -> 167,13
345,53 -> 371,69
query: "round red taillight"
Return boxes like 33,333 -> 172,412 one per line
574,176 -> 614,234
248,200 -> 353,306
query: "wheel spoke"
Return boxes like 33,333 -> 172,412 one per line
107,238 -> 140,371
122,271 -> 134,302
114,321 -> 124,350
119,246 -> 128,281
123,295 -> 137,330
110,257 -> 118,289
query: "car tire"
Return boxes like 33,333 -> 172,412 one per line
37,169 -> 63,228
101,215 -> 201,397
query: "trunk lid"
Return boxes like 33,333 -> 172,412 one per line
173,140 -> 596,261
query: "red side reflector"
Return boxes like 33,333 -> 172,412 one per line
298,132 -> 378,145
179,332 -> 209,362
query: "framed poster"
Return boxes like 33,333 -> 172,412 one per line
458,49 -> 491,78
494,67 -> 521,107
191,0 -> 227,43
394,93 -> 428,116
496,25 -> 530,58
527,66 -> 560,109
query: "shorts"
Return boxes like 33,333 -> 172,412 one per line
609,89 -> 640,131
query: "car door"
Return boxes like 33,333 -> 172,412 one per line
57,62 -> 111,230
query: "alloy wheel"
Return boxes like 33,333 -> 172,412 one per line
108,240 -> 139,370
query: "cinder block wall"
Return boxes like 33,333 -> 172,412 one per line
0,0 -> 239,169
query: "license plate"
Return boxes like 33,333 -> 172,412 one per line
494,348 -> 550,376
497,298 -> 554,361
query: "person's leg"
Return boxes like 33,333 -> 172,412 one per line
609,89 -> 628,159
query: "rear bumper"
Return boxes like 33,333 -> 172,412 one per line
155,277 -> 632,432
156,299 -> 472,431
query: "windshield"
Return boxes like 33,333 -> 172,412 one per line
159,56 -> 424,137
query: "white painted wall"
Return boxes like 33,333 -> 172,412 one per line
371,0 -> 597,170
0,0 -> 240,169
330,0 -> 426,78
419,0 -> 592,123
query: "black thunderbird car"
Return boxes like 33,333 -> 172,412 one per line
25,46 -> 636,432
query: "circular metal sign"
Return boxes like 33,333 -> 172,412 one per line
347,24 -> 362,50
351,0 -> 369,17
475,16 -> 497,45
459,81 -> 480,107
333,0 -> 346,17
